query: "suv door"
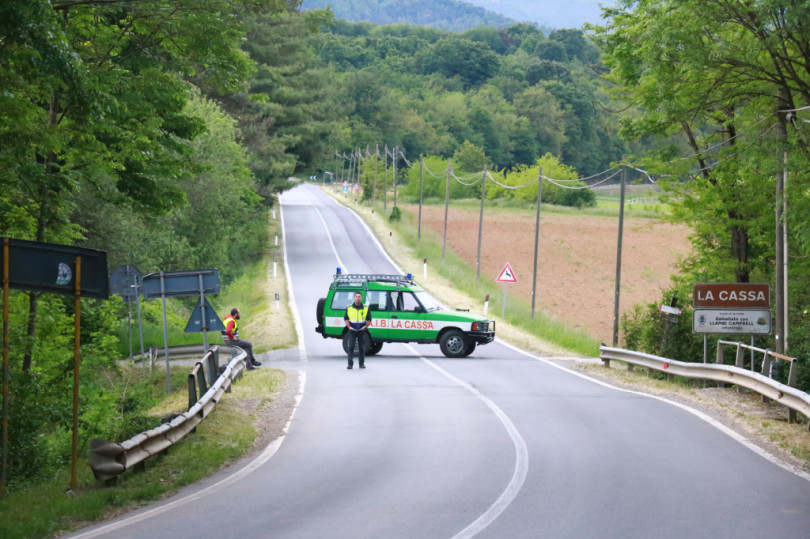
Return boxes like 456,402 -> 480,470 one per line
388,290 -> 438,342
365,289 -> 392,341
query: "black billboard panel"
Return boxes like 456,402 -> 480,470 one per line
1,237 -> 109,299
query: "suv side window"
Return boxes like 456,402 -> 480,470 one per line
330,290 -> 359,311
396,291 -> 423,313
366,290 -> 389,312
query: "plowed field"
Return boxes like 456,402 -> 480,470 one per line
406,204 -> 692,343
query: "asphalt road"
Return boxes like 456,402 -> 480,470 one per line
70,183 -> 810,538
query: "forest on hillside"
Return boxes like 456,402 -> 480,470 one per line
301,0 -> 520,31
4,0 -> 810,493
314,18 -> 632,175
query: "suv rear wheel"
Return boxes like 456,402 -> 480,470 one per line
440,329 -> 469,358
316,298 -> 326,325
342,331 -> 371,355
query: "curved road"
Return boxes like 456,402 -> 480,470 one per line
71,183 -> 810,538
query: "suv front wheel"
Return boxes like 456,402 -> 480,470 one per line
440,329 -> 469,358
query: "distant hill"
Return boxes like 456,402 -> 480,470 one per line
461,0 -> 614,29
300,0 -> 520,32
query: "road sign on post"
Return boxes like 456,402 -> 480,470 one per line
692,283 -> 771,335
185,298 -> 225,333
110,265 -> 145,364
496,263 -> 518,283
142,270 -> 220,394
142,269 -> 219,298
1,237 -> 108,493
495,263 -> 518,320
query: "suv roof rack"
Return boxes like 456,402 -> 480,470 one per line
331,273 -> 415,289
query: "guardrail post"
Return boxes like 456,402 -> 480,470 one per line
188,371 -> 197,411
195,362 -> 207,399
207,347 -> 219,387
761,350 -> 772,403
787,358 -> 798,388
734,344 -> 745,369
787,358 -> 798,424
735,344 -> 746,393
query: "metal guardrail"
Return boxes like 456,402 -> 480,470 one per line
600,346 -> 810,429
715,339 -> 798,387
88,345 -> 250,482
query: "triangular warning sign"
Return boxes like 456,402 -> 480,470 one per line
495,263 -> 518,283
184,298 -> 225,333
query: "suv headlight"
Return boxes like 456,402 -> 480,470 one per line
472,321 -> 490,332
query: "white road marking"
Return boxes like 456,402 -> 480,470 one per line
68,372 -> 307,538
308,190 -> 346,271
68,196 -> 313,538
496,338 -> 810,483
405,344 -> 529,539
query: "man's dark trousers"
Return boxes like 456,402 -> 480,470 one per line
347,329 -> 365,367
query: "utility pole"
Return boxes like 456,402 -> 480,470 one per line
531,167 -> 543,318
383,146 -> 388,211
775,92 -> 789,353
442,160 -> 451,260
374,144 -> 379,201
476,166 -> 487,281
612,166 -> 626,347
393,145 -> 398,207
418,156 -> 424,240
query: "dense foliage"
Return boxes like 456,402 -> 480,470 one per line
0,0 -> 298,490
318,20 -> 631,176
591,0 -> 810,389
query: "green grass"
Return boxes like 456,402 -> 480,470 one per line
211,259 -> 268,317
369,198 -> 602,357
0,368 -> 284,539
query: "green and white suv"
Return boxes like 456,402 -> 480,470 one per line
315,273 -> 495,358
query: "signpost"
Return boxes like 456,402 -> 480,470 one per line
496,263 -> 518,320
693,283 -> 771,364
692,283 -> 771,334
1,237 -> 108,493
184,297 -> 225,334
110,265 -> 145,365
142,269 -> 220,393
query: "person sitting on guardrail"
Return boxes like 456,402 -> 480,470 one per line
222,308 -> 261,370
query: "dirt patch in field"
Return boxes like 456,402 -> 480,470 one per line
405,205 -> 692,343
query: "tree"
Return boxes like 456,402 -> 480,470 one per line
235,9 -> 344,195
0,0 -> 279,371
418,37 -> 500,88
592,0 -> 810,376
513,87 -> 567,157
592,0 -> 792,283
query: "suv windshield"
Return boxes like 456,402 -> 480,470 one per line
414,291 -> 441,312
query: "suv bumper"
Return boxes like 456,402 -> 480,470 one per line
469,328 -> 495,344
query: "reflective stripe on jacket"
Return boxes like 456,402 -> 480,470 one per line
345,304 -> 369,330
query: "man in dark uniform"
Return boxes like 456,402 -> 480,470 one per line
344,292 -> 372,369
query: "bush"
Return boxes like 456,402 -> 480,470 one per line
389,206 -> 402,222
